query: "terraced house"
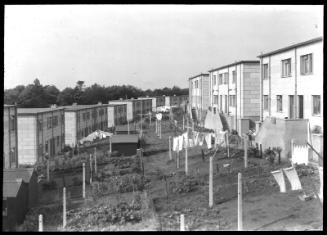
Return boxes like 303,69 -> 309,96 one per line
208,60 -> 260,135
3,105 -> 18,168
188,73 -> 210,122
17,106 -> 65,165
64,103 -> 108,147
107,103 -> 127,128
255,36 -> 323,161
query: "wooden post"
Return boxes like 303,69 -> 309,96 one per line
63,187 -> 66,228
89,154 -> 93,184
290,139 -> 294,166
94,147 -> 97,175
82,163 -> 85,199
183,116 -> 185,130
226,132 -> 230,158
177,150 -> 180,169
209,156 -> 213,208
47,158 -> 50,182
156,119 -> 158,135
159,121 -> 162,139
192,120 -> 194,132
244,135 -> 248,168
39,214 -> 43,232
169,136 -> 172,160
127,121 -> 130,134
109,136 -> 112,154
238,173 -> 243,231
185,138 -> 188,176
180,214 -> 185,231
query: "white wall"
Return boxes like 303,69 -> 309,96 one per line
18,116 -> 37,165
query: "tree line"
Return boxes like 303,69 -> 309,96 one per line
4,79 -> 189,108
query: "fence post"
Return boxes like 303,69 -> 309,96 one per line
82,163 -> 86,199
63,187 -> 66,228
47,158 -> 50,182
226,131 -> 230,158
169,136 -> 172,161
89,154 -> 93,184
39,214 -> 43,232
185,140 -> 188,176
177,150 -> 180,169
128,121 -> 130,134
238,173 -> 243,231
109,136 -> 112,154
94,148 -> 97,175
183,116 -> 185,130
156,119 -> 158,135
180,214 -> 185,231
209,156 -> 213,208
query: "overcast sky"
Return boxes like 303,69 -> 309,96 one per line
4,5 -> 323,91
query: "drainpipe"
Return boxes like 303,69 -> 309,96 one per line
8,108 -> 11,168
239,64 -> 242,124
269,56 -> 272,117
260,56 -> 263,122
294,48 -> 298,119
227,67 -> 230,117
235,64 -> 238,134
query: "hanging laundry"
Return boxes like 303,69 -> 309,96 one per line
205,133 -> 212,149
182,132 -> 188,148
198,133 -> 204,146
283,167 -> 302,190
193,131 -> 199,146
178,135 -> 184,151
188,139 -> 194,147
271,169 -> 286,193
292,144 -> 309,165
173,136 -> 179,152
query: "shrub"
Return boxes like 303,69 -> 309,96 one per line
42,180 -> 57,190
263,148 -> 276,164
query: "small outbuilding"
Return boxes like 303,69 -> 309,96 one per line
111,134 -> 140,156
2,179 -> 29,231
115,125 -> 138,135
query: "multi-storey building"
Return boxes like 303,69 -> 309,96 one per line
107,103 -> 127,128
3,105 -> 18,168
255,37 -> 323,161
155,96 -> 166,109
64,103 -> 108,147
189,73 -> 210,122
17,106 -> 65,165
208,60 -> 260,135
164,95 -> 189,108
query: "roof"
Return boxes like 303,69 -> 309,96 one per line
3,168 -> 35,183
115,125 -> 137,132
4,104 -> 16,108
107,103 -> 126,107
17,107 -> 65,115
111,134 -> 139,143
208,60 -> 260,72
258,37 -> 323,58
3,179 -> 24,198
188,73 -> 209,80
63,104 -> 108,112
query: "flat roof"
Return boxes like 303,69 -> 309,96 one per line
107,103 -> 126,107
3,168 -> 35,183
188,73 -> 209,81
17,107 -> 65,115
258,37 -> 323,58
4,104 -> 16,108
63,104 -> 108,112
115,125 -> 137,132
112,134 -> 139,143
3,179 -> 23,198
208,60 -> 260,72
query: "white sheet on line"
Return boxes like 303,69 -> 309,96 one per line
178,135 -> 184,151
292,144 -> 309,165
271,169 -> 286,193
283,167 -> 302,190
173,137 -> 179,152
205,133 -> 212,149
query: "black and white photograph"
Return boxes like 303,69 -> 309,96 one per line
3,4 -> 323,231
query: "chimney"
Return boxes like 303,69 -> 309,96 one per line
51,104 -> 57,108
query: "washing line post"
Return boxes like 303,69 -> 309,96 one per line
209,155 -> 213,208
244,135 -> 248,168
238,173 -> 243,231
185,139 -> 188,176
169,136 -> 172,160
226,131 -> 230,158
94,147 -> 97,175
89,154 -> 93,184
82,163 -> 86,199
180,214 -> 185,231
63,187 -> 67,228
38,214 -> 43,232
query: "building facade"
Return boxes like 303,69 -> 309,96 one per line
208,61 -> 260,135
17,106 -> 65,165
258,37 -> 323,132
189,73 -> 210,121
64,103 -> 108,147
3,105 -> 18,168
107,103 -> 127,128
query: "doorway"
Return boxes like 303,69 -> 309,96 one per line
298,95 -> 304,119
289,95 -> 294,119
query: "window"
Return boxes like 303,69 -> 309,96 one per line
224,73 -> 229,84
300,54 -> 313,75
312,95 -> 321,115
263,64 -> 269,80
213,75 -> 217,86
281,59 -> 291,77
214,95 -> 218,104
47,117 -> 52,129
229,95 -> 236,107
277,95 -> 283,112
232,71 -> 236,83
218,74 -> 223,85
263,95 -> 269,110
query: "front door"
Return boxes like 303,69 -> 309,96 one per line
289,95 -> 294,119
298,95 -> 304,119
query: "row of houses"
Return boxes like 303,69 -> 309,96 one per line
189,36 -> 323,161
3,95 -> 188,167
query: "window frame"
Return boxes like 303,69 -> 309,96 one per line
300,53 -> 313,75
281,58 -> 292,78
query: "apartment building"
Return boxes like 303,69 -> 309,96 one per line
189,73 -> 210,122
64,103 -> 108,147
3,105 -> 18,168
17,106 -> 65,165
164,95 -> 189,108
208,60 -> 260,135
107,103 -> 127,128
155,96 -> 166,109
109,100 -> 133,121
258,37 -> 323,130
255,37 -> 323,161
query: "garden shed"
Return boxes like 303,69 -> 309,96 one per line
111,134 -> 140,156
2,179 -> 29,231
3,167 -> 39,208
